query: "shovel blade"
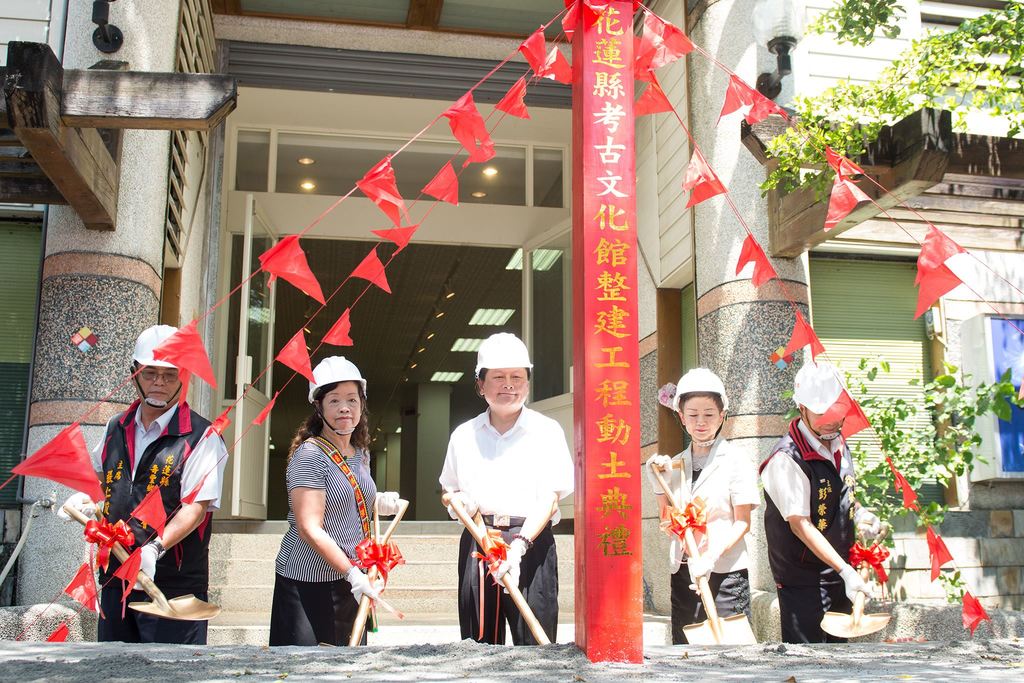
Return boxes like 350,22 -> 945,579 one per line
682,613 -> 757,645
820,610 -> 890,639
129,595 -> 222,622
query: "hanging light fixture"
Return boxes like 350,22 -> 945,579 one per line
753,0 -> 803,100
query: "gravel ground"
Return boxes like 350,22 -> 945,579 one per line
0,638 -> 1022,682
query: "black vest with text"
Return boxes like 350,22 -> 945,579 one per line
759,419 -> 854,586
99,401 -> 213,595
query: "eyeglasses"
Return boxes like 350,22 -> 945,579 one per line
139,368 -> 180,383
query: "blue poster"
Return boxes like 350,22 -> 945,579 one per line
990,318 -> 1024,472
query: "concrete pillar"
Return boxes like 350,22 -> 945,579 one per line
18,1 -> 181,604
414,384 -> 452,522
688,0 -> 810,602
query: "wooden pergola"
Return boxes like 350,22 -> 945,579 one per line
1,42 -> 236,230
741,108 -> 1024,257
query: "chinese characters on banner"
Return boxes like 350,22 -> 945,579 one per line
571,1 -> 643,663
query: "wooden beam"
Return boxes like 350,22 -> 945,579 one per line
767,109 -> 953,257
0,176 -> 66,204
407,0 -> 444,29
4,42 -> 119,230
947,132 -> 1024,180
61,70 -> 236,131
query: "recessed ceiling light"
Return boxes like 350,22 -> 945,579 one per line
469,308 -> 516,325
431,371 -> 464,382
410,362 -> 417,369
300,180 -> 317,191
451,338 -> 486,352
445,291 -> 456,299
426,332 -> 435,340
297,157 -> 316,165
417,347 -> 427,354
482,167 -> 498,177
472,191 -> 487,198
435,311 -> 445,319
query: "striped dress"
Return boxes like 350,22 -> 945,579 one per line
275,440 -> 377,583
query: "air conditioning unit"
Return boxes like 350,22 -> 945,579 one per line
959,315 -> 1024,481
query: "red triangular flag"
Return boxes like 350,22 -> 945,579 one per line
357,156 -> 408,227
323,308 -> 354,346
12,422 -> 103,503
817,390 -> 872,439
63,562 -> 98,612
886,457 -> 920,511
519,27 -> 547,76
176,369 -> 191,408
561,0 -> 603,40
718,75 -> 787,125
181,470 -> 210,506
277,328 -> 315,382
635,77 -> 673,116
372,225 -> 420,252
258,235 -> 326,304
735,234 -> 778,287
784,311 -> 826,360
350,247 -> 392,294
495,77 -> 530,120
541,47 -> 572,84
113,545 -> 143,587
151,320 -> 217,389
210,408 -> 231,437
824,175 -> 871,231
824,146 -> 866,179
253,391 -> 279,426
46,623 -> 70,642
926,525 -> 954,580
443,93 -> 495,164
636,12 -> 693,72
917,225 -> 965,284
914,263 -> 962,319
131,486 -> 167,536
962,592 -> 990,636
682,150 -> 726,208
423,161 -> 460,205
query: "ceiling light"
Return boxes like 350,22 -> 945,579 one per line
445,291 -> 456,299
505,249 -> 524,270
431,371 -> 465,382
417,347 -> 427,354
471,191 -> 487,198
482,167 -> 498,177
395,427 -> 402,434
469,308 -> 516,325
426,332 -> 435,340
451,338 -> 486,352
297,157 -> 316,165
410,362 -> 417,369
300,180 -> 317,191
435,311 -> 445,319
505,248 -> 562,271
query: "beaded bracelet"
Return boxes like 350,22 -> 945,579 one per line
513,533 -> 534,549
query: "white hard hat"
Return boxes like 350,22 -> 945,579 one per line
133,325 -> 179,369
673,368 -> 729,412
309,356 -> 367,403
793,361 -> 844,413
475,333 -> 532,377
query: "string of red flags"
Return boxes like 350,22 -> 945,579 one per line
253,392 -> 279,426
323,308 -> 354,347
816,389 -> 871,439
131,487 -> 167,537
11,422 -> 103,503
176,370 -> 192,409
443,93 -> 496,165
46,623 -> 69,642
823,147 -> 872,230
277,329 -> 315,382
784,311 -> 827,360
681,149 -> 726,208
357,156 -> 409,227
63,562 -> 98,613
373,225 -> 421,252
635,10 -> 693,76
718,74 -> 788,125
258,235 -> 326,305
496,76 -> 531,119
210,409 -> 231,436
914,226 -> 967,318
736,234 -> 779,287
112,547 -> 142,614
519,27 -> 548,75
152,320 -> 217,389
885,456 -> 921,511
423,160 -> 461,205
350,246 -> 393,293
962,592 -> 990,635
634,74 -> 673,116
926,525 -> 955,580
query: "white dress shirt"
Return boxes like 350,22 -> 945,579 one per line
439,407 -> 575,523
760,419 -> 853,521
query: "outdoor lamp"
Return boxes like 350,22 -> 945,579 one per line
753,0 -> 802,100
92,0 -> 124,53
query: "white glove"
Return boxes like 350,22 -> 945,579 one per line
446,491 -> 479,519
57,492 -> 97,521
686,553 -> 717,582
136,542 -> 160,590
494,538 -> 527,588
376,491 -> 401,516
855,507 -> 882,541
346,566 -> 383,605
645,454 -> 673,494
838,562 -> 872,602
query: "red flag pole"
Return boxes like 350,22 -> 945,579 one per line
572,1 -> 643,662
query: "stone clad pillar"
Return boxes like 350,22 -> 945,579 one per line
18,1 -> 182,605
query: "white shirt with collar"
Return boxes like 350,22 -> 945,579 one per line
650,438 -> 760,573
439,406 -> 575,523
760,419 -> 854,521
90,404 -> 228,510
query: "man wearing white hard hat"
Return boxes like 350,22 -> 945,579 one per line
60,324 -> 227,643
645,368 -> 759,643
439,332 -> 574,645
759,360 -> 881,643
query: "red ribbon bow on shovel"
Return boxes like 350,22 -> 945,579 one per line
662,499 -> 708,541
472,528 -> 510,579
83,519 -> 135,571
355,537 -> 405,585
850,541 -> 890,583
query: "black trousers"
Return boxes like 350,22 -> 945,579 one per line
268,573 -> 365,646
98,581 -> 208,644
777,581 -> 852,643
457,523 -> 558,645
670,565 -> 751,645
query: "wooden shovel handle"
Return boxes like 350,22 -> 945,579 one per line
62,504 -> 172,612
348,498 -> 410,647
442,492 -> 551,645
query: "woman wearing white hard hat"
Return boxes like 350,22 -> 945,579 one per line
269,356 -> 402,646
759,360 -> 879,643
61,324 -> 228,644
438,332 -> 574,645
644,368 -> 759,644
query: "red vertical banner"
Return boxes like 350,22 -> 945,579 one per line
572,2 -> 643,663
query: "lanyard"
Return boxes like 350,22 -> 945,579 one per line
310,436 -> 372,540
